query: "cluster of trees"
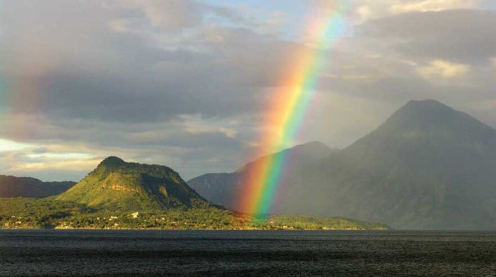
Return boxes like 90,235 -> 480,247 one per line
0,198 -> 91,228
267,215 -> 388,230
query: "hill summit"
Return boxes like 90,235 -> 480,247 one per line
57,157 -> 211,211
98,156 -> 126,167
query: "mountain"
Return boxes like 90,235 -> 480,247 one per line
278,100 -> 496,230
56,156 -> 212,211
189,100 -> 496,230
1,156 -> 388,230
0,175 -> 76,198
188,141 -> 337,210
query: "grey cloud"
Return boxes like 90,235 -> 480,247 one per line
2,1 -> 496,182
1,0 -> 297,123
360,10 -> 496,64
0,111 -> 254,180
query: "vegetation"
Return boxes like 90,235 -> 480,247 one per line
0,198 -> 92,228
265,215 -> 388,230
0,198 -> 388,230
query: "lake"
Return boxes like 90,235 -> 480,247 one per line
1,230 -> 496,276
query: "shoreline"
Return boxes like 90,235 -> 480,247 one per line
0,226 -> 390,231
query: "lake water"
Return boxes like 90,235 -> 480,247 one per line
1,230 -> 496,276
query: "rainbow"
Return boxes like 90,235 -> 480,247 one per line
239,0 -> 352,222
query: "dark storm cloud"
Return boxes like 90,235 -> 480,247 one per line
0,0 -> 298,125
3,30 -> 295,124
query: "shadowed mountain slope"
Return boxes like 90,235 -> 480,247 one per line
279,100 -> 496,230
188,141 -> 337,210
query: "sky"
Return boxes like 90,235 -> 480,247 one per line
1,0 -> 496,181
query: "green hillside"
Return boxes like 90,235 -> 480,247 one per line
57,157 -> 212,211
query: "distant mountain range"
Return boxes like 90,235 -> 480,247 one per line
0,176 -> 75,198
189,100 -> 496,230
188,141 -> 337,210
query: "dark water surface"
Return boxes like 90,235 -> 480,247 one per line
1,230 -> 496,276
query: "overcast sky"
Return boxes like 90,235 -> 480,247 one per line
1,0 -> 496,181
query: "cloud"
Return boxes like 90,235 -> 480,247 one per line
1,0 -> 301,125
347,0 -> 485,21
389,0 -> 481,13
360,10 -> 496,63
2,0 -> 496,182
417,60 -> 471,79
9,159 -> 100,174
0,139 -> 33,152
130,0 -> 202,30
108,19 -> 132,33
0,141 -> 104,181
0,110 -> 255,180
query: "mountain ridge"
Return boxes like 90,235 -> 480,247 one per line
188,141 -> 338,210
0,175 -> 76,198
236,141 -> 337,173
